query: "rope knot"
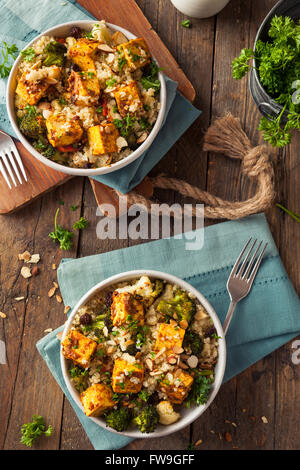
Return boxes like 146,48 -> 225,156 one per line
242,145 -> 270,178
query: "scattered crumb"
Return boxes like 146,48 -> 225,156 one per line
53,281 -> 59,289
224,432 -> 232,443
52,264 -> 57,270
21,266 -> 31,279
14,296 -> 25,301
56,295 -> 62,303
64,305 -> 71,315
261,416 -> 268,424
18,251 -> 31,262
0,312 -> 6,318
210,430 -> 215,434
44,328 -> 53,333
232,422 -> 238,428
242,408 -> 246,413
195,439 -> 202,446
48,287 -> 56,298
218,432 -> 223,440
27,254 -> 40,264
225,419 -> 231,424
249,416 -> 256,422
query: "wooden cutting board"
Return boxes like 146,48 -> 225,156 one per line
0,0 -> 195,214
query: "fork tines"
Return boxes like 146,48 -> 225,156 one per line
232,237 -> 268,283
0,145 -> 27,189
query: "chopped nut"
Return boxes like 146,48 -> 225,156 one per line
0,312 -> 6,318
136,132 -> 148,144
224,432 -> 232,442
179,319 -> 188,329
154,346 -> 166,359
242,408 -> 246,413
14,296 -> 25,301
195,439 -> 203,446
187,355 -> 198,369
232,422 -> 238,427
107,346 -> 115,354
48,287 -> 56,298
150,369 -> 163,376
194,310 -> 208,321
18,251 -> 31,262
64,305 -> 71,315
53,281 -> 59,289
21,266 -> 31,279
261,416 -> 268,424
145,358 -> 153,371
178,361 -> 189,370
31,266 -> 39,276
52,264 -> 57,270
28,254 -> 40,264
56,295 -> 62,303
167,355 -> 177,365
44,328 -> 53,333
98,44 -> 115,52
172,345 -> 184,354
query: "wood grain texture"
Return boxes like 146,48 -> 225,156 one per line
1,0 -> 300,451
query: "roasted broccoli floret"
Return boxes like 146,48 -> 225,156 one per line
105,407 -> 132,432
151,279 -> 164,299
69,365 -> 89,393
43,41 -> 67,67
134,405 -> 159,433
183,330 -> 203,356
157,289 -> 196,324
20,114 -> 45,139
125,342 -> 139,356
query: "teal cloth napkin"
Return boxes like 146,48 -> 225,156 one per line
0,0 -> 200,193
37,213 -> 300,449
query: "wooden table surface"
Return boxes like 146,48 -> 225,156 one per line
1,0 -> 300,451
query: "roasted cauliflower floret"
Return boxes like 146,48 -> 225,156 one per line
45,112 -> 83,147
160,369 -> 194,405
68,70 -> 100,106
154,322 -> 185,354
87,123 -> 119,155
117,38 -> 151,71
114,81 -> 143,117
111,291 -> 144,327
80,383 -> 115,417
68,38 -> 100,71
112,358 -> 144,393
156,401 -> 180,425
16,66 -> 61,105
61,330 -> 97,368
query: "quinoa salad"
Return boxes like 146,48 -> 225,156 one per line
14,21 -> 161,169
61,276 -> 219,433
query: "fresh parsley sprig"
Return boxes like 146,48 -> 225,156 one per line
49,208 -> 74,250
20,47 -> 36,62
20,415 -> 52,448
0,41 -> 18,78
73,217 -> 88,230
276,203 -> 300,223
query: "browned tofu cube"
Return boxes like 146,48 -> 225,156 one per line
117,38 -> 151,70
114,81 -> 143,117
80,384 -> 115,417
112,358 -> 144,393
160,369 -> 194,404
154,323 -> 185,355
45,112 -> 83,147
16,66 -> 61,105
69,38 -> 100,71
111,291 -> 144,327
68,70 -> 100,106
61,330 -> 97,368
87,123 -> 119,155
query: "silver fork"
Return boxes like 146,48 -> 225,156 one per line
0,130 -> 27,189
223,237 -> 268,335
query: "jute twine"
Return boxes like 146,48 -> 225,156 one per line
115,114 -> 276,220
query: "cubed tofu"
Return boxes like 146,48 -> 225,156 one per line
117,38 -> 151,70
154,323 -> 185,354
45,112 -> 83,147
61,330 -> 97,368
80,384 -> 115,417
16,66 -> 61,105
114,81 -> 143,117
112,358 -> 144,393
111,291 -> 144,327
68,70 -> 100,106
69,38 -> 100,71
87,123 -> 119,155
160,370 -> 194,405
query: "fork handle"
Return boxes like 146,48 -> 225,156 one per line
223,300 -> 237,336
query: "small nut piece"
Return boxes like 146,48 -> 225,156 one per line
31,266 -> 39,276
18,251 -> 31,262
64,305 -> 71,315
145,358 -> 153,371
179,319 -> 188,329
167,355 -> 177,365
0,312 -> 7,318
21,266 -> 31,279
172,345 -> 184,355
48,287 -> 56,298
187,355 -> 198,369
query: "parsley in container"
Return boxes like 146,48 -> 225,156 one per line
232,0 -> 300,147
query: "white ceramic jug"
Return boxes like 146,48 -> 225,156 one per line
170,0 -> 230,18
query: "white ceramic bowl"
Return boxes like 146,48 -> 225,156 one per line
60,269 -> 226,438
6,21 -> 167,176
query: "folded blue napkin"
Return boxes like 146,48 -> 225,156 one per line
0,0 -> 200,193
37,213 -> 300,449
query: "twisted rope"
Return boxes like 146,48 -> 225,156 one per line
114,114 -> 276,220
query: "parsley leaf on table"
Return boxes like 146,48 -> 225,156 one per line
276,203 -> 300,223
48,208 -> 74,250
73,217 -> 88,230
20,415 -> 52,448
0,41 -> 18,78
181,20 -> 191,28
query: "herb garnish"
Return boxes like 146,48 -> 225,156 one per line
48,208 -> 74,250
73,217 -> 88,230
276,203 -> 300,222
141,60 -> 162,92
20,415 -> 52,448
181,20 -> 191,28
20,47 -> 36,62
